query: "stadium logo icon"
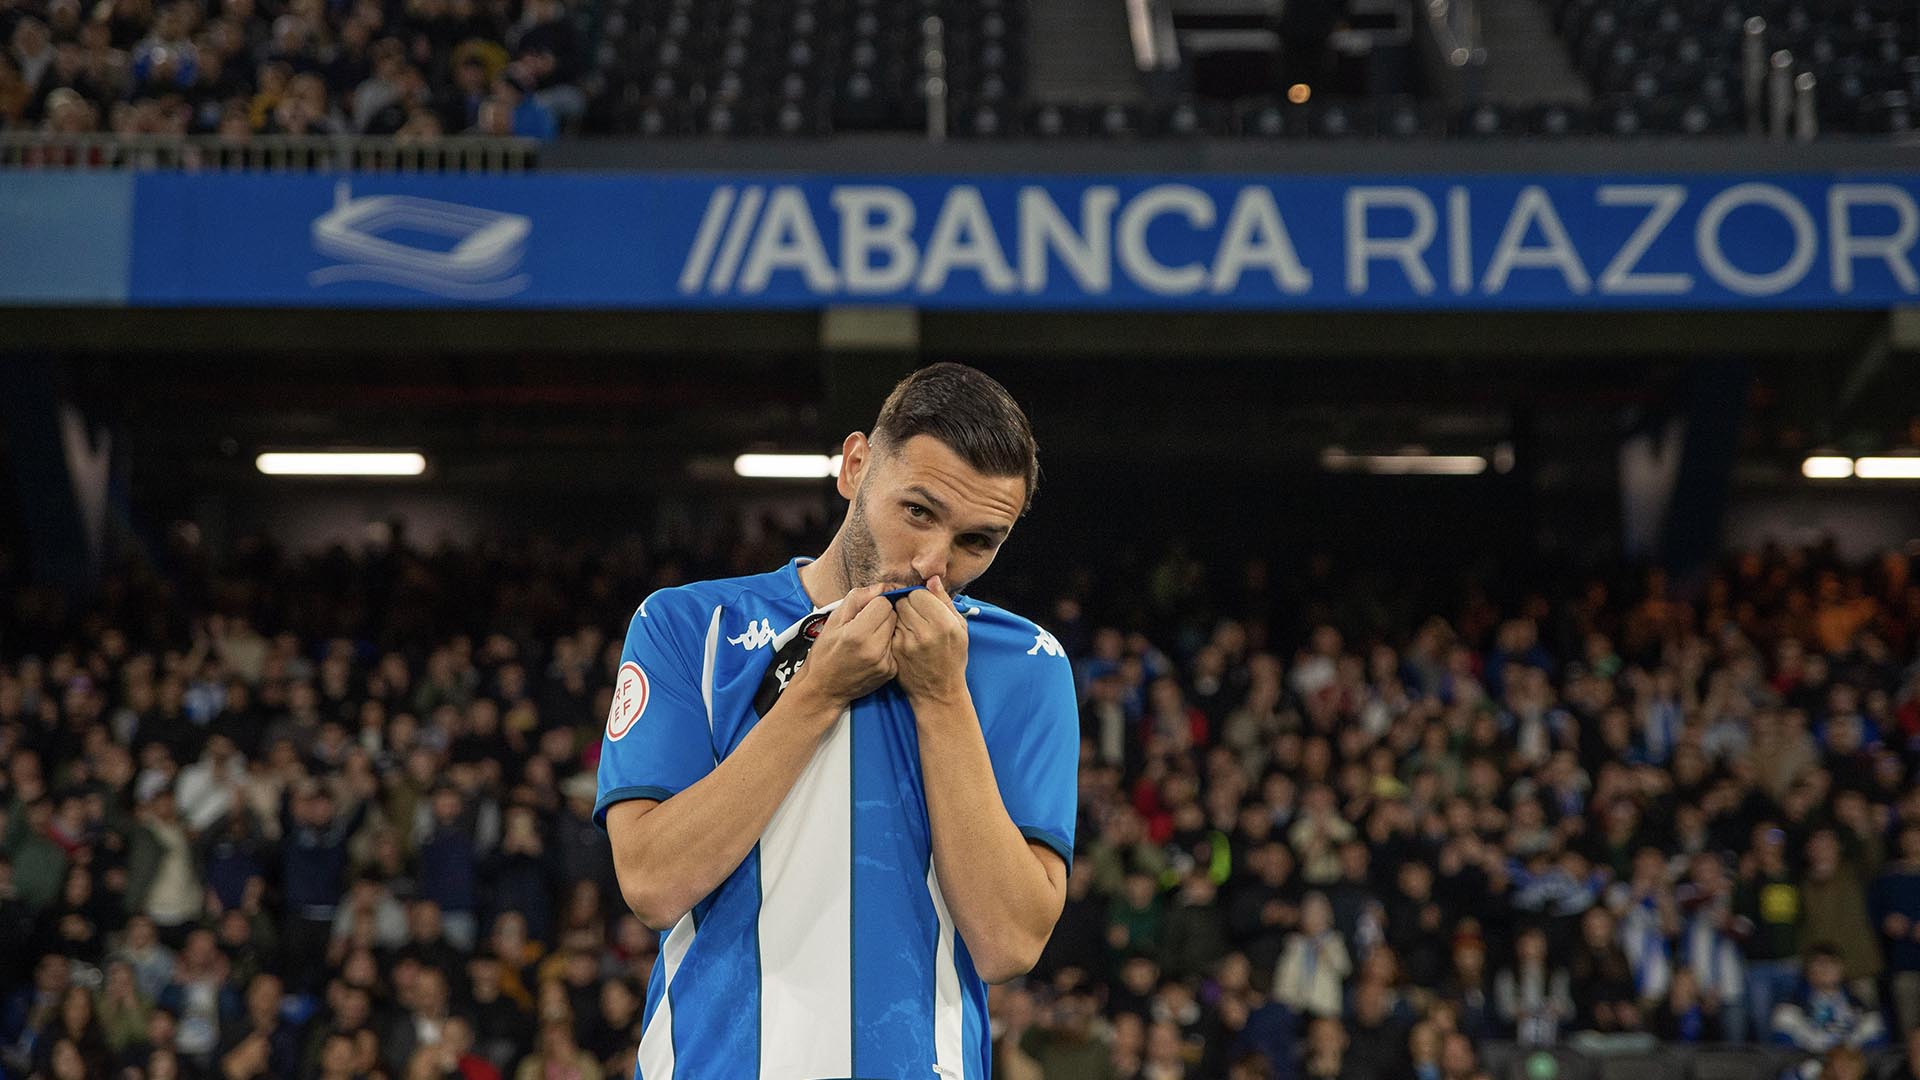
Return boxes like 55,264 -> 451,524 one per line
309,181 -> 533,300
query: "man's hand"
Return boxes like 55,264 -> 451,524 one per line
789,583 -> 898,710
892,576 -> 970,706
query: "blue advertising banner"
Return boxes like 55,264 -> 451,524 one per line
27,171 -> 1920,309
0,173 -> 132,304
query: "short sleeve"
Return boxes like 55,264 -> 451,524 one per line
595,592 -> 716,828
979,629 -> 1080,870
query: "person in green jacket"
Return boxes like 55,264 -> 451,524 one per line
5,799 -> 68,913
1799,828 -> 1883,998
96,961 -> 154,1054
1018,990 -> 1115,1080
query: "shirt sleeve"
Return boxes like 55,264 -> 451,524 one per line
595,591 -> 716,829
978,627 -> 1080,870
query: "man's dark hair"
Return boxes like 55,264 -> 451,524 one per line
870,362 -> 1039,515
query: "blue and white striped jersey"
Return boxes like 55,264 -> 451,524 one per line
594,556 -> 1079,1080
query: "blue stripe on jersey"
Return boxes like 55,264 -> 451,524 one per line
853,689 -> 938,1076
637,934 -> 667,1080
958,934 -> 988,1080
668,847 -> 764,1076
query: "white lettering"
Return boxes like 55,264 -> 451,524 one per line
1447,186 -> 1472,295
1346,187 -> 1436,294
738,187 -> 839,293
707,185 -> 763,292
678,186 -> 735,293
1208,187 -> 1312,293
1695,183 -> 1817,296
832,186 -> 917,293
1116,185 -> 1215,295
1019,186 -> 1117,294
1482,186 -> 1591,294
917,186 -> 1017,293
1596,185 -> 1692,294
1829,184 -> 1920,294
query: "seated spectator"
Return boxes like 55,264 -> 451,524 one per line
1016,988 -> 1108,1079
1408,1020 -> 1443,1080
511,1020 -> 599,1080
30,985 -> 111,1079
1162,869 -> 1230,982
1737,822 -> 1803,1042
435,53 -> 488,133
443,1015 -> 503,1080
1299,1015 -> 1357,1080
96,961 -> 152,1054
1494,925 -> 1574,1045
1274,893 -> 1349,1019
1141,1017 -> 1192,1079
1820,1045 -> 1869,1080
1674,850 -> 1746,1042
1568,905 -> 1642,1033
1800,829 -> 1882,1001
1870,822 -> 1920,1037
1438,1031 -> 1491,1080
1438,925 -> 1494,1040
1884,1025 -> 1920,1080
1344,978 -> 1410,1080
1653,966 -> 1719,1043
1109,870 -> 1165,960
1771,944 -> 1887,1055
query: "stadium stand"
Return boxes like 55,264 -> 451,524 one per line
3,0 -> 1917,140
2,528 -> 1919,1078
1549,0 -> 1920,134
0,0 -> 603,137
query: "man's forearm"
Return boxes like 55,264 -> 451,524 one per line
916,693 -> 1063,983
609,685 -> 844,930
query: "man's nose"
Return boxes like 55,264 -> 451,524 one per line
912,544 -> 949,583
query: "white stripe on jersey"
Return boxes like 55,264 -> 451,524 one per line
638,913 -> 697,1079
757,698 -> 855,1078
927,865 -> 964,1078
701,605 -> 722,739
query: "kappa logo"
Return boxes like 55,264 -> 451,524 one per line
728,618 -> 778,651
1027,628 -> 1065,657
606,662 -> 649,741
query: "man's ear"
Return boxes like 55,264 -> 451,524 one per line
836,432 -> 870,501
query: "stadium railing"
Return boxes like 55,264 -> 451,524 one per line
1478,1039 -> 1900,1079
0,134 -> 541,173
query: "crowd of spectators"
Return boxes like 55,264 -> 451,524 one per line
0,0 -> 587,141
3,524 -> 1920,1080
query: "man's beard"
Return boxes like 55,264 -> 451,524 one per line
838,488 -> 885,591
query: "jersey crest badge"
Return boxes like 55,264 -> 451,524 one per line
607,661 -> 649,741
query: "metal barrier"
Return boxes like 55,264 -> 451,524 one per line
0,135 -> 540,172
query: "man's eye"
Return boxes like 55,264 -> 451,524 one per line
906,504 -> 930,520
